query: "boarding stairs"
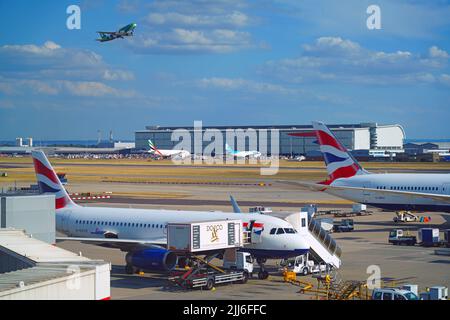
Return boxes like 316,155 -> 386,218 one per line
286,212 -> 342,269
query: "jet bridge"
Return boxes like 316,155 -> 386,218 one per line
286,212 -> 342,269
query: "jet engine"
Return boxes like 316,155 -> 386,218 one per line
125,248 -> 177,271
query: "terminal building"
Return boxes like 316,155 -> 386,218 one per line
135,123 -> 406,157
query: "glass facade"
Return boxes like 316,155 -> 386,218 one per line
135,124 -> 403,156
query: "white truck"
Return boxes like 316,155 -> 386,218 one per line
393,211 -> 418,223
280,253 -> 329,276
167,220 -> 251,290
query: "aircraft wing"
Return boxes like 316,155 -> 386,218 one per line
56,236 -> 167,251
97,31 -> 116,35
287,181 -> 450,204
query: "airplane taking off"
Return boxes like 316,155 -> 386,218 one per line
298,122 -> 450,213
96,23 -> 137,42
148,140 -> 191,160
31,151 -> 308,279
225,144 -> 262,159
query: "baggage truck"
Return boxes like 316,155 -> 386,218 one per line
418,228 -> 440,247
388,229 -> 417,246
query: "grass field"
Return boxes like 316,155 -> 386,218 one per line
1,156 -> 449,185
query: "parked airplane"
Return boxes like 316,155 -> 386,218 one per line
32,151 -> 308,279
225,144 -> 262,159
96,23 -> 137,42
297,122 -> 450,213
148,140 -> 191,160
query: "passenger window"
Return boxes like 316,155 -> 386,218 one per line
383,292 -> 393,300
270,228 -> 276,235
394,294 -> 406,300
373,292 -> 382,300
276,228 -> 285,235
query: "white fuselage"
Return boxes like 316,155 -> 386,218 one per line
150,149 -> 191,159
56,205 -> 309,258
230,151 -> 262,159
329,173 -> 450,212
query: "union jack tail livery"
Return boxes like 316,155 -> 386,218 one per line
32,151 -> 76,209
312,121 -> 368,184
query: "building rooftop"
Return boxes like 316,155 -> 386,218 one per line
139,123 -> 394,132
0,229 -> 90,264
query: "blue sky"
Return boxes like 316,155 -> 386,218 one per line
0,0 -> 449,140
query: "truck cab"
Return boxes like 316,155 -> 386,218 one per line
223,252 -> 254,276
388,229 -> 417,246
280,253 -> 328,276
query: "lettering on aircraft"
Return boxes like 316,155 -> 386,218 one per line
66,5 -> 81,30
367,5 -> 382,30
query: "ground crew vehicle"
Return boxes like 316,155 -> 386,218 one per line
388,229 -> 417,246
372,288 -> 419,300
280,253 -> 329,276
393,211 -> 418,223
333,219 -> 354,232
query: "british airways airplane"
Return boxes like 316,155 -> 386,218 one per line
32,151 -> 308,279
299,122 -> 450,213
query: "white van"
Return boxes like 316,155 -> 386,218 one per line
372,288 -> 419,300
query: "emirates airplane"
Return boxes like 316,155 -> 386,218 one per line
148,140 -> 191,159
32,151 -> 308,278
299,122 -> 450,213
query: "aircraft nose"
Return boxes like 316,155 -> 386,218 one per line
293,234 -> 310,252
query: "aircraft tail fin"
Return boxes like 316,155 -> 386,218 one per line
225,144 -> 234,154
230,195 -> 242,213
148,140 -> 163,156
312,121 -> 369,183
31,151 -> 77,209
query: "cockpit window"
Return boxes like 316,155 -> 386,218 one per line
270,228 -> 276,235
276,228 -> 285,235
284,228 -> 296,234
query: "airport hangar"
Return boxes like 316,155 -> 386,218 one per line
135,122 -> 405,156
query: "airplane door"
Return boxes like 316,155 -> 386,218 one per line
443,183 -> 450,195
362,182 -> 372,203
60,211 -> 72,235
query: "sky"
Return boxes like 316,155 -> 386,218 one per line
0,0 -> 449,140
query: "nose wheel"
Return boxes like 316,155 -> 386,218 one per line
256,257 -> 269,280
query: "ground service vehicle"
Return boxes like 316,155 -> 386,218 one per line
280,253 -> 329,276
388,229 -> 417,246
372,288 -> 419,300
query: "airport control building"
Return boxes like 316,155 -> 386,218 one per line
135,123 -> 405,156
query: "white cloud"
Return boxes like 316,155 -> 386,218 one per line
127,0 -> 255,54
146,11 -> 249,28
429,46 -> 449,59
129,28 -> 252,54
198,77 -> 297,95
263,37 -> 450,86
0,41 -> 135,98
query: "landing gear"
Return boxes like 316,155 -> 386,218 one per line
256,257 -> 269,280
125,264 -> 140,275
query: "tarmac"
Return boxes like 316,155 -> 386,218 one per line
1,158 -> 449,299
57,198 -> 450,300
